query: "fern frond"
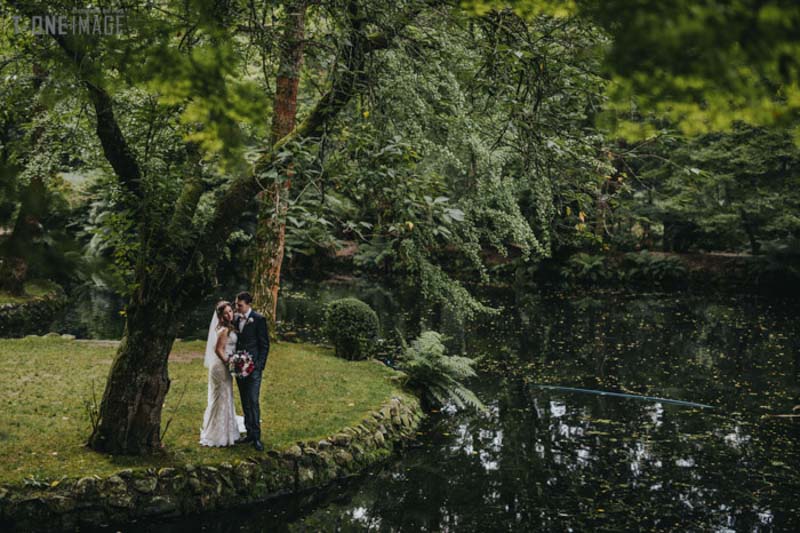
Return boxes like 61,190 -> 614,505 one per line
451,384 -> 487,413
398,330 -> 484,413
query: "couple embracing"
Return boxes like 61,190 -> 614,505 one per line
200,291 -> 270,451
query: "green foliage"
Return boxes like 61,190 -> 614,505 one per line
0,72 -> 86,290
324,298 -> 380,361
2,0 -> 613,311
557,250 -> 689,287
612,124 -> 800,261
279,9 -> 608,320
398,331 -> 485,412
141,30 -> 269,168
622,251 -> 688,284
71,176 -> 140,295
562,252 -> 610,284
5,0 -> 795,318
464,1 -> 800,141
582,0 -> 800,141
745,237 -> 800,286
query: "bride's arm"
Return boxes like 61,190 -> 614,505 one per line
215,329 -> 229,363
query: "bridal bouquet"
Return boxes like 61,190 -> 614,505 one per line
228,350 -> 256,378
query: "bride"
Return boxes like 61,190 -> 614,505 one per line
200,300 -> 245,447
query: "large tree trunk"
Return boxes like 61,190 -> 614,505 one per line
86,169 -> 207,455
88,292 -> 179,454
251,0 -> 307,325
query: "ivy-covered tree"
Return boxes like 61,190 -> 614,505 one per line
249,0 -> 308,328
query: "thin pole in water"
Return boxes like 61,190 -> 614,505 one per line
531,384 -> 714,409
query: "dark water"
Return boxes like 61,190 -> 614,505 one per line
131,285 -> 800,532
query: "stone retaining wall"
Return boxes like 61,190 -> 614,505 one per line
0,285 -> 67,338
0,395 -> 424,531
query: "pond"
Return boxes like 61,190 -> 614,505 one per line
135,284 -> 800,531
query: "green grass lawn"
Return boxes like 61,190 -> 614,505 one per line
0,337 -> 408,485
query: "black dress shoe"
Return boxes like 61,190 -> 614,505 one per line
253,439 -> 264,451
235,435 -> 253,444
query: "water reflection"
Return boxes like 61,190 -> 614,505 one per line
51,286 -> 126,339
135,287 -> 800,531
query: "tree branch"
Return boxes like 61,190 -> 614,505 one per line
49,33 -> 144,201
166,146 -> 206,241
195,2 -> 417,264
6,0 -> 144,202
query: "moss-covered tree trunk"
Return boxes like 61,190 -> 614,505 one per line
88,291 -> 179,454
251,0 -> 307,326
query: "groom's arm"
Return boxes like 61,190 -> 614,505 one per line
257,314 -> 270,362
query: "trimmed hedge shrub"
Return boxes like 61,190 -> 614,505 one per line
324,298 -> 379,361
0,281 -> 67,338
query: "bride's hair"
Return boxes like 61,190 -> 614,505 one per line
215,300 -> 234,330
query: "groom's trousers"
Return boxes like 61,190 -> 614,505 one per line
237,369 -> 263,441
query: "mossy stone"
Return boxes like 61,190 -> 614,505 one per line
132,476 -> 158,494
332,433 -> 352,446
142,496 -> 177,516
0,283 -> 66,337
333,450 -> 353,466
102,475 -> 134,509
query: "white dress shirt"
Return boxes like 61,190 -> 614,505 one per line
239,309 -> 252,332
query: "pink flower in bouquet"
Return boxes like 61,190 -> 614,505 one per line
228,350 -> 255,378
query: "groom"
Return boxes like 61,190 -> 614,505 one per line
234,291 -> 270,451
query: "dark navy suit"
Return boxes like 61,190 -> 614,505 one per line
235,310 -> 270,441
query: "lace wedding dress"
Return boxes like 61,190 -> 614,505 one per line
200,327 -> 245,447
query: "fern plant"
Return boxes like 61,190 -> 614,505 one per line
397,331 -> 486,412
563,252 -> 610,284
623,250 -> 687,283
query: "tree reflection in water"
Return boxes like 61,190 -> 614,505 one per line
139,289 -> 800,532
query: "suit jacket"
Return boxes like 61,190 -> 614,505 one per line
235,310 -> 270,372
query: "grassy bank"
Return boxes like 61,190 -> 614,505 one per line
0,280 -> 61,305
0,337 -> 409,485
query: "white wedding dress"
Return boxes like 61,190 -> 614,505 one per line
200,326 -> 246,447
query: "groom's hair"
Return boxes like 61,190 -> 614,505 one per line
236,291 -> 253,304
